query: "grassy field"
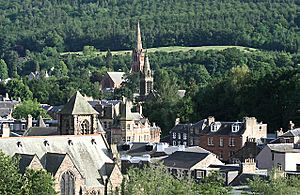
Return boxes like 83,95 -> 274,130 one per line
60,45 -> 256,57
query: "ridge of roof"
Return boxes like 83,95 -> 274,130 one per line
59,91 -> 99,115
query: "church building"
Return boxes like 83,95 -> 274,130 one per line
131,22 -> 154,100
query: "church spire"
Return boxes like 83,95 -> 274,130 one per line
144,52 -> 151,73
136,21 -> 143,51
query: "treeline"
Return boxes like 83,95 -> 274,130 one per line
0,47 -> 298,133
0,0 -> 300,57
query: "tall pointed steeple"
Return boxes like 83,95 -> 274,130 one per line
136,21 -> 143,51
131,21 -> 145,73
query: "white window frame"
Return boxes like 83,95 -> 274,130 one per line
229,137 -> 235,147
172,132 -> 176,139
196,170 -> 205,179
208,137 -> 214,146
232,123 -> 240,132
219,137 -> 224,147
183,133 -> 187,140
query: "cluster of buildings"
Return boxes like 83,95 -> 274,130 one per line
0,22 -> 299,195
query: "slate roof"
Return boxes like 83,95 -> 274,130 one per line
23,127 -> 58,136
162,151 -> 209,169
209,164 -> 240,172
15,153 -> 36,174
280,128 -> 300,137
268,143 -> 300,153
44,153 -> 66,175
118,142 -> 161,157
107,72 -> 125,86
59,91 -> 99,115
170,124 -> 191,133
201,122 -> 246,136
0,135 -> 114,188
230,173 -> 267,186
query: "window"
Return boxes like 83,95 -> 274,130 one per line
60,171 -> 75,195
178,133 -> 181,140
183,133 -> 187,140
172,141 -> 176,146
229,137 -> 235,146
190,139 -> 194,146
172,132 -> 176,139
22,124 -> 26,130
211,122 -> 221,132
219,138 -> 224,147
104,121 -> 107,128
229,151 -> 235,157
277,163 -> 282,171
127,124 -> 130,130
183,141 -> 187,146
80,120 -> 90,134
232,123 -> 239,132
219,152 -> 223,160
196,170 -> 205,179
126,136 -> 131,142
177,141 -> 181,145
272,153 -> 275,161
208,137 -> 214,146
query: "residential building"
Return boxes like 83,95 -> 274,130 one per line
170,116 -> 267,162
0,93 -> 20,119
256,143 -> 300,172
0,135 -> 122,194
169,120 -> 191,146
271,127 -> 300,144
162,150 -> 223,180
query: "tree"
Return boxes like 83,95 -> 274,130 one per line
121,164 -> 229,195
0,59 -> 8,80
0,151 -> 55,195
5,79 -> 33,100
248,172 -> 300,195
22,169 -> 56,195
12,99 -> 49,119
0,150 -> 22,195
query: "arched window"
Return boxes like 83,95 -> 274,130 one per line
81,120 -> 90,134
60,171 -> 75,195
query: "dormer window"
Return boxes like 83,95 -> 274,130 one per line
211,122 -> 221,132
232,123 -> 240,132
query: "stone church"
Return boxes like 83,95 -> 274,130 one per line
58,91 -> 101,135
131,22 -> 154,100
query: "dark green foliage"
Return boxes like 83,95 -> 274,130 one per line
6,79 -> 33,101
122,164 -> 229,195
248,173 -> 300,195
0,0 -> 299,57
12,99 -> 49,119
0,151 -> 55,195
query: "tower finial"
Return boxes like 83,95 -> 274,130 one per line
136,21 -> 143,51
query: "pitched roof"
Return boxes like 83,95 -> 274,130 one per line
107,72 -> 125,86
0,135 -> 114,188
280,128 -> 300,137
44,153 -> 66,175
162,151 -> 209,169
23,127 -> 58,136
15,153 -> 36,174
230,173 -> 267,186
268,143 -> 300,153
59,91 -> 99,115
200,122 -> 246,136
170,124 -> 191,133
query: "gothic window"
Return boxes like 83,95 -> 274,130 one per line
60,171 -> 75,195
81,120 -> 90,134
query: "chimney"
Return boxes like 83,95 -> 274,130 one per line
288,121 -> 295,130
1,123 -> 10,137
241,158 -> 256,174
27,114 -> 33,129
207,116 -> 215,126
276,128 -> 284,137
136,102 -> 143,115
175,118 -> 180,126
244,117 -> 257,129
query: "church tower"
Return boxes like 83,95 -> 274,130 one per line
58,91 -> 101,135
140,54 -> 154,99
131,22 -> 145,72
